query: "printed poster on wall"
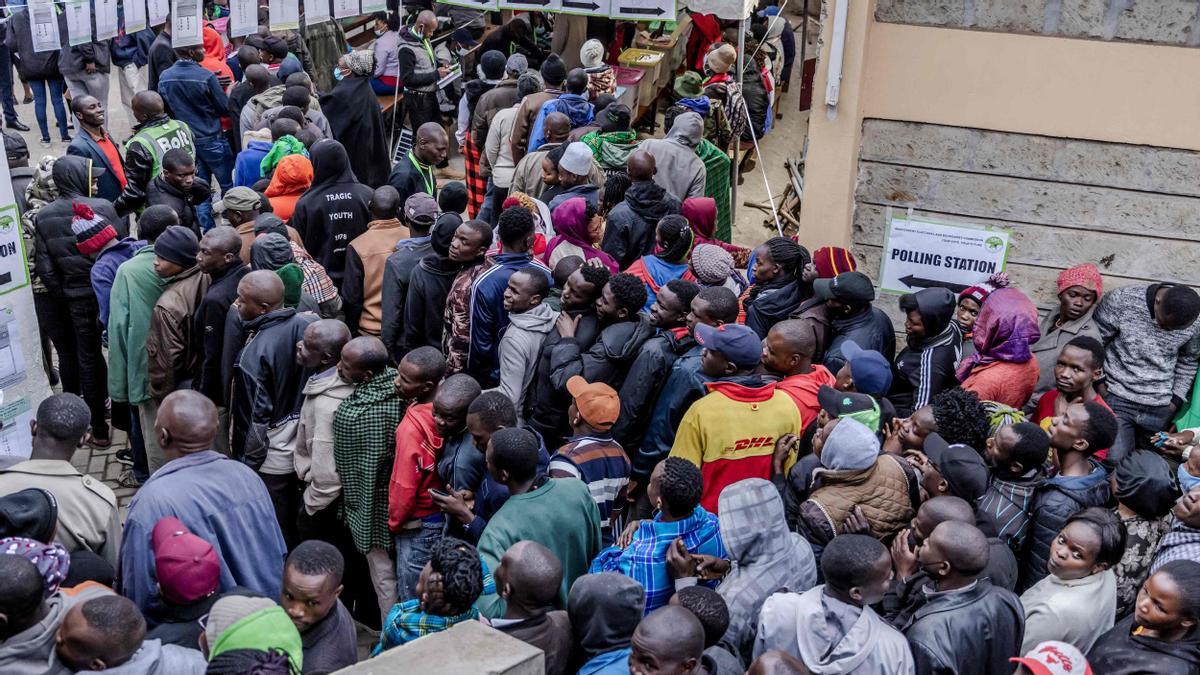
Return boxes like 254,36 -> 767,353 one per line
171,0 -> 203,47
269,0 -> 300,31
125,0 -> 148,33
229,0 -> 257,37
610,0 -> 674,20
65,0 -> 92,47
498,0 -> 562,12
878,214 -> 1012,295
148,0 -> 170,26
304,0 -> 332,26
95,0 -> 119,39
333,0 -> 359,19
29,0 -> 61,53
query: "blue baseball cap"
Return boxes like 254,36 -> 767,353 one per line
842,341 -> 893,396
694,323 -> 762,370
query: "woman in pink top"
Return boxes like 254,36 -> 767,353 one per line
959,287 -> 1043,408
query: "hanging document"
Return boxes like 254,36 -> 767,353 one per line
229,0 -> 257,37
270,0 -> 300,31
304,0 -> 331,26
333,0 -> 359,20
29,0 -> 60,53
95,0 -> 119,39
362,0 -> 386,13
125,0 -> 148,32
149,0 -> 169,27
172,0 -> 203,47
65,0 -> 92,47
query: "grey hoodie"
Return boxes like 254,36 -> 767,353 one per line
496,301 -> 560,415
93,639 -> 206,675
0,584 -> 110,675
754,585 -> 915,674
640,112 -> 707,201
295,369 -> 355,515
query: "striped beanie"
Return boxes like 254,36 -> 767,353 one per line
72,202 -> 117,255
812,246 -> 856,279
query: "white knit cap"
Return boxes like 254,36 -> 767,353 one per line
580,39 -> 605,69
558,142 -> 593,176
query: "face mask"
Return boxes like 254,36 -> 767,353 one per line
373,28 -> 385,37
455,47 -> 470,57
332,66 -> 344,82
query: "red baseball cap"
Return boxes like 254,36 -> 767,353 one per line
1010,641 -> 1093,675
152,516 -> 220,605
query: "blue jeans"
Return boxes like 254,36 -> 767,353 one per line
29,78 -> 67,141
394,516 -> 444,602
194,135 -> 233,231
1105,392 -> 1175,468
129,407 -> 149,484
477,178 -> 496,224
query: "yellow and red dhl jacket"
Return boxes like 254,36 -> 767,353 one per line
669,378 -> 802,513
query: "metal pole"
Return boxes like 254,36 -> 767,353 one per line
730,18 -> 745,231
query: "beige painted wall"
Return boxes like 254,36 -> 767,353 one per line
799,2 -> 1200,247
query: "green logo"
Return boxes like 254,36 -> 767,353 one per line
984,236 -> 1004,252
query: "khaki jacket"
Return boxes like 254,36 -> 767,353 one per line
345,219 -> 410,336
0,459 -> 120,568
295,369 -> 355,515
147,266 -> 211,401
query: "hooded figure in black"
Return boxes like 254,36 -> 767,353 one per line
889,286 -> 962,418
744,236 -> 811,338
567,573 -> 646,672
602,151 -> 681,270
288,139 -> 373,291
401,216 -> 485,354
319,54 -> 389,188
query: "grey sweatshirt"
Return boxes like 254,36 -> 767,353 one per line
1094,284 -> 1200,406
496,302 -> 560,415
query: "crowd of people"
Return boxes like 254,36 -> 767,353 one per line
0,1 -> 1198,675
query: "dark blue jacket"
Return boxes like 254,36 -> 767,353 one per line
90,238 -> 146,326
1020,461 -> 1110,591
157,59 -> 229,140
234,140 -> 272,188
633,346 -> 709,481
110,28 -> 153,68
436,430 -> 551,542
66,132 -> 124,203
467,252 -> 552,387
528,93 -> 594,152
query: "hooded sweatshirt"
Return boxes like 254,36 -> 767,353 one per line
755,585 -> 914,674
528,93 -> 595,153
0,583 -> 111,675
93,639 -> 207,675
497,302 -> 561,413
295,369 -> 355,515
288,140 -> 373,289
208,606 -> 304,673
889,287 -> 961,417
264,154 -> 314,222
601,181 -> 681,270
568,573 -> 646,674
639,112 -> 707,201
716,479 -> 818,666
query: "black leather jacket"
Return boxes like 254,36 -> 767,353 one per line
899,578 -> 1024,675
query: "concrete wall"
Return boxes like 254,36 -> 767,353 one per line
875,0 -> 1200,47
335,621 -> 545,675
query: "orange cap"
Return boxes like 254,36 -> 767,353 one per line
566,375 -> 620,431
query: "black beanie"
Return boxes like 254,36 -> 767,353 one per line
154,225 -> 199,268
480,50 -> 507,80
541,54 -> 567,86
0,488 -> 58,543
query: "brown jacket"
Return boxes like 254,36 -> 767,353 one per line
146,266 -> 211,400
235,221 -> 304,264
509,142 -> 607,200
510,89 -> 561,165
472,79 -> 520,149
344,219 -> 410,336
798,454 -> 918,546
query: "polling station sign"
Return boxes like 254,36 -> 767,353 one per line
879,215 -> 1011,295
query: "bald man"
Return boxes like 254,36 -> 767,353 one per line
903,521 -> 1023,675
747,651 -> 812,675
763,319 -> 838,435
343,186 -> 408,337
119,390 -> 287,611
332,336 -> 404,620
229,270 -> 318,547
602,150 -> 681,270
114,90 -> 196,216
629,606 -> 706,675
397,11 -> 445,133
509,111 -> 604,200
491,541 -> 573,675
195,227 -> 248,425
387,123 -> 448,205
295,319 -> 354,524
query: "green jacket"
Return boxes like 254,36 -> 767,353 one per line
208,605 -> 304,672
334,368 -> 405,554
107,246 -> 166,404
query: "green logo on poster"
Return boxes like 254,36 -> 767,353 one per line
984,236 -> 1004,252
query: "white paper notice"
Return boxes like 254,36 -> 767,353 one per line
148,0 -> 170,27
333,0 -> 359,20
0,306 -> 25,389
269,0 -> 301,31
559,0 -> 609,16
362,0 -> 386,13
28,0 -> 60,54
95,0 -> 119,39
65,0 -> 92,47
878,214 -> 1012,295
0,396 -> 32,461
125,0 -> 148,33
229,0 -> 257,37
172,0 -> 203,47
304,0 -> 331,26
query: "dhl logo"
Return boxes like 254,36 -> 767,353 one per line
732,436 -> 775,451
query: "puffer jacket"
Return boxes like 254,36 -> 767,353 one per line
146,266 -> 211,400
601,180 -> 681,270
612,327 -> 694,452
899,578 -> 1024,675
525,307 -> 602,448
32,156 -> 124,299
230,307 -> 318,470
549,314 -> 655,393
1020,461 -> 1110,591
889,287 -> 961,417
796,454 -> 920,547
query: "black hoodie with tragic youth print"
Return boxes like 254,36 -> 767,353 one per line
288,140 -> 373,290
889,287 -> 962,418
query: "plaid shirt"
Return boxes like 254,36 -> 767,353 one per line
290,242 -> 339,303
588,505 -> 726,613
373,599 -> 480,654
334,368 -> 404,553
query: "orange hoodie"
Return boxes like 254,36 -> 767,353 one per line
200,27 -> 233,84
265,154 -> 314,222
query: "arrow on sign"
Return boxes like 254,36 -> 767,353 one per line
619,5 -> 665,15
517,0 -> 551,4
562,0 -> 600,9
898,275 -> 970,293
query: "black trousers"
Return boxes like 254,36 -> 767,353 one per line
39,293 -> 109,439
297,498 -> 382,630
259,471 -> 302,551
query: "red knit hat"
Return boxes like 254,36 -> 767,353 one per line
812,246 -> 857,279
959,272 -> 1010,306
1056,263 -> 1103,297
71,202 -> 117,255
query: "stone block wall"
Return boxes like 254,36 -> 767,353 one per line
850,120 -> 1200,317
875,0 -> 1200,47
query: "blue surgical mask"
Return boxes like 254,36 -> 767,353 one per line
332,66 -> 344,82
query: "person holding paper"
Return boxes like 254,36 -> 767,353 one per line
396,10 -> 444,134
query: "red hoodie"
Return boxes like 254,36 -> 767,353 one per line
388,402 -> 446,532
